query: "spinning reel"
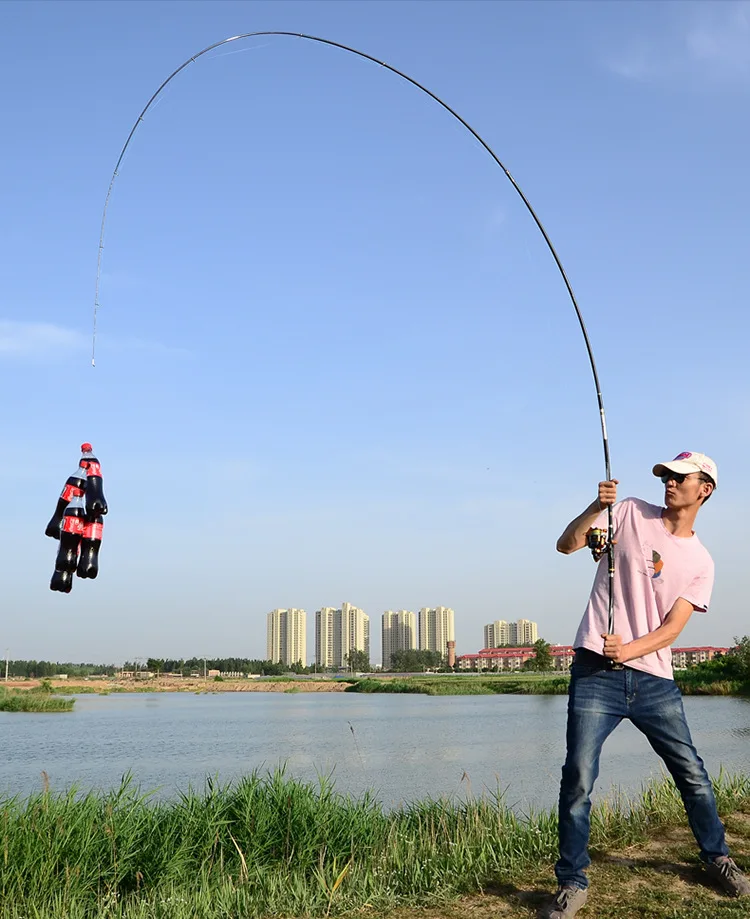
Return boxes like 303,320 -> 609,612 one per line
585,527 -> 611,563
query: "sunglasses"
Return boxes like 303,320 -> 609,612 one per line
660,471 -> 689,485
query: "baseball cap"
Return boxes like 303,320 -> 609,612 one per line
652,452 -> 718,487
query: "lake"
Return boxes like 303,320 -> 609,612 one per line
1,692 -> 748,811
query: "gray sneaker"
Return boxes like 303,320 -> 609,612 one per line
541,885 -> 588,918
704,857 -> 750,897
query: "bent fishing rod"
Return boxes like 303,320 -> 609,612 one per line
92,30 -> 617,638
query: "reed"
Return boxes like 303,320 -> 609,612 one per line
0,769 -> 747,918
0,687 -> 74,713
347,676 -> 570,695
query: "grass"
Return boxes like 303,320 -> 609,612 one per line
676,677 -> 750,696
350,672 -> 750,698
348,674 -> 571,695
0,686 -> 74,712
0,769 -> 748,918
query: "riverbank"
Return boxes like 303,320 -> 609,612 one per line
0,685 -> 74,712
0,770 -> 747,919
5,672 -> 748,698
5,676 -> 353,694
348,675 -> 571,695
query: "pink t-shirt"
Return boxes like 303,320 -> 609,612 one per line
573,497 -> 714,680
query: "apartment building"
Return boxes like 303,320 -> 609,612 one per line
418,606 -> 455,658
315,602 -> 370,669
457,645 -> 573,672
266,608 -> 306,667
382,610 -> 417,669
458,646 -> 730,672
484,618 -> 539,647
672,647 -> 730,669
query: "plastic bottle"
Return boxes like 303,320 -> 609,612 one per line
53,491 -> 86,575
76,516 -> 104,579
45,459 -> 88,539
50,569 -> 74,593
80,443 -> 108,517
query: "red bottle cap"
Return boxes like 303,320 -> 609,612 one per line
81,443 -> 93,452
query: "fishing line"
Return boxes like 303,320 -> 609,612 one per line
91,31 -> 617,635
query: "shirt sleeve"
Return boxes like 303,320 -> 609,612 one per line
680,563 -> 715,613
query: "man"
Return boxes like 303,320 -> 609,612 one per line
544,451 -> 750,918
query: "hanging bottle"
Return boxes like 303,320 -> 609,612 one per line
50,492 -> 85,593
45,457 -> 89,539
80,443 -> 108,517
76,515 -> 104,579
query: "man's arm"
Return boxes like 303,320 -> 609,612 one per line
556,480 -> 619,555
601,597 -> 695,663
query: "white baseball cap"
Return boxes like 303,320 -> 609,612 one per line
652,452 -> 718,487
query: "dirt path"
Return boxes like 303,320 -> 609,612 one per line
387,813 -> 750,919
7,677 -> 350,693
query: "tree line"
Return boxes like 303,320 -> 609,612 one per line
14,636 -> 744,680
3,661 -> 119,678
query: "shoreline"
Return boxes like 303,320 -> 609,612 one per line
4,673 -> 748,697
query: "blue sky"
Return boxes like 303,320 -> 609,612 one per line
2,0 -> 749,665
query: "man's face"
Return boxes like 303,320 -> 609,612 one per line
661,471 -> 712,509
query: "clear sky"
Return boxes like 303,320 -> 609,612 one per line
2,0 -> 749,666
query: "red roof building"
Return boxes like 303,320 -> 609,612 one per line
456,645 -> 730,672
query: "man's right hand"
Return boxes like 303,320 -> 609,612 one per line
598,480 -> 619,508
556,479 -> 620,554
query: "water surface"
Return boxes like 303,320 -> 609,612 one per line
1,692 -> 747,811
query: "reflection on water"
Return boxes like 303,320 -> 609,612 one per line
0,693 -> 747,811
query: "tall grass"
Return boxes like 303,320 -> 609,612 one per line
348,676 -> 570,695
676,677 -> 750,696
0,769 -> 748,918
0,687 -> 74,712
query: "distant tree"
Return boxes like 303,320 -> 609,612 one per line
260,661 -> 285,676
522,639 -> 553,672
730,636 -> 750,680
345,650 -> 370,673
388,649 -> 443,672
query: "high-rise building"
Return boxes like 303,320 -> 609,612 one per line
484,618 -> 538,647
382,610 -> 417,669
315,607 -> 336,670
315,602 -> 370,669
515,618 -> 538,646
266,608 -> 306,667
484,620 -> 511,648
418,606 -> 455,658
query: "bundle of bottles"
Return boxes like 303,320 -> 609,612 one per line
45,443 -> 108,593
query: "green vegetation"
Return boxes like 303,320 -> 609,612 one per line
137,658 -> 310,676
522,638 -> 554,671
3,660 -> 118,678
0,770 -> 747,919
387,649 -> 445,671
676,636 -> 750,696
344,649 -> 371,672
347,674 -> 570,695
0,685 -> 74,712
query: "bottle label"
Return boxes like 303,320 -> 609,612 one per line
61,516 -> 84,536
83,522 -> 104,540
61,484 -> 84,501
86,462 -> 102,477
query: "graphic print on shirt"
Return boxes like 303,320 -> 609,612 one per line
649,550 -> 663,579
638,542 -> 664,580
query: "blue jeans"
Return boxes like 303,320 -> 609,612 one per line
555,649 -> 728,890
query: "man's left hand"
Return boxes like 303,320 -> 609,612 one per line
601,633 -> 629,663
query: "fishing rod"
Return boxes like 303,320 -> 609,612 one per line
91,30 -> 617,638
